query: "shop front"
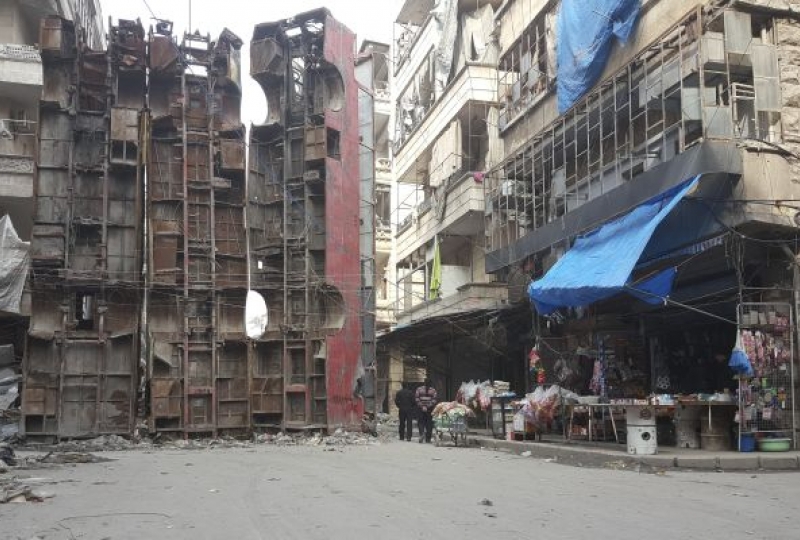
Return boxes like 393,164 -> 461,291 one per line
485,176 -> 799,456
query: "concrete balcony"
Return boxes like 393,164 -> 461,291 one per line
0,44 -> 42,106
394,64 -> 497,183
376,157 -> 392,176
376,296 -> 395,329
396,171 -> 485,262
0,152 -> 35,240
395,282 -> 508,327
374,82 -> 391,118
376,226 -> 392,255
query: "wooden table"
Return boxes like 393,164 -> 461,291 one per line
564,403 -> 621,443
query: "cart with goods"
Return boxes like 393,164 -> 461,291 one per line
431,402 -> 472,447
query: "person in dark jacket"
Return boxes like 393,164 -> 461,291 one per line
415,379 -> 438,443
394,386 -> 416,441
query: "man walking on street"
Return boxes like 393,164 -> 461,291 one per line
415,379 -> 437,443
394,385 -> 415,441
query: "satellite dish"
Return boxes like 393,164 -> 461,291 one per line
245,290 -> 268,339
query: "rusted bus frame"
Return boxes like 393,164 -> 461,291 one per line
24,18 -> 145,440
145,28 -> 247,438
246,9 -> 363,431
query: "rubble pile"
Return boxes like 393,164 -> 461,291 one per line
5,429 -> 380,457
46,434 -> 137,453
254,429 -> 379,447
0,345 -> 20,442
375,413 -> 399,438
0,476 -> 55,504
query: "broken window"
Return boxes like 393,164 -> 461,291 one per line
326,128 -> 341,159
74,293 -> 95,331
376,187 -> 391,231
498,9 -> 556,130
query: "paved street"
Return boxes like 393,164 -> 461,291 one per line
2,440 -> 799,540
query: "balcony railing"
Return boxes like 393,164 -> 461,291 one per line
395,282 -> 508,325
374,81 -> 390,103
0,44 -> 41,63
376,157 -> 392,173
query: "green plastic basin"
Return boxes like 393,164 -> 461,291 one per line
758,438 -> 791,452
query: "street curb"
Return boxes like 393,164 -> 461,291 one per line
469,436 -> 800,472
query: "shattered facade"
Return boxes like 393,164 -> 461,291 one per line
486,0 -> 800,269
248,9 -> 364,430
23,17 -> 145,438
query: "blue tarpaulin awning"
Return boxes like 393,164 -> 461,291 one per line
528,176 -> 700,315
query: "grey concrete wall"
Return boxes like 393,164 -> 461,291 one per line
777,19 -> 800,185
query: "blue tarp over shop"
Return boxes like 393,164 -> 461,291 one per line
528,176 -> 701,315
557,0 -> 641,113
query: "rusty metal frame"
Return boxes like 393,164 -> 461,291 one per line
23,17 -> 146,440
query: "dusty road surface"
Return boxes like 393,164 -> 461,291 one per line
2,440 -> 799,540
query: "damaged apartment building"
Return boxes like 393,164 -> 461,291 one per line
380,0 -> 800,408
482,0 -> 800,407
18,8 -> 369,440
380,0 -> 517,411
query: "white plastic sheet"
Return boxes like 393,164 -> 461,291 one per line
0,215 -> 29,314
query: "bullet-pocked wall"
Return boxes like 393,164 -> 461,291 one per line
248,9 -> 364,431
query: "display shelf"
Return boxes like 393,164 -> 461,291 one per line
737,302 -> 795,448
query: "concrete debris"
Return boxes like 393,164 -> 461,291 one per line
4,452 -> 111,471
37,453 -> 111,466
0,477 -> 55,504
254,430 -> 379,447
521,451 -> 532,457
7,431 -> 379,460
48,434 -> 135,453
1,442 -> 15,466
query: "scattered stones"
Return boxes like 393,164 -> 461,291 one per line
479,498 -> 494,507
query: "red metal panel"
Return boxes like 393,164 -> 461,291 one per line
322,15 -> 363,429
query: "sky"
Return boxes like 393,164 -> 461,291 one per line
99,0 -> 405,126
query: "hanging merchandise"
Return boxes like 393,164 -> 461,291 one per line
589,358 -> 604,396
529,346 -> 543,386
728,331 -> 754,377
